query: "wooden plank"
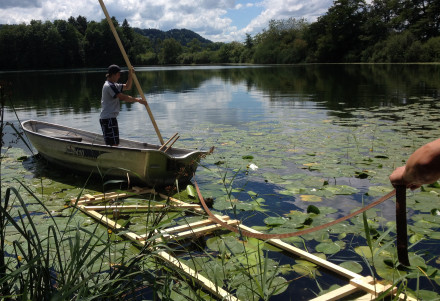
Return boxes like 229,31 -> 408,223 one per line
84,194 -> 95,200
73,188 -> 156,205
83,204 -> 201,211
350,277 -> 393,296
140,215 -> 230,239
238,225 -> 417,300
77,206 -> 141,242
156,250 -> 238,301
349,278 -> 415,300
310,276 -> 374,301
237,224 -> 360,279
159,220 -> 240,241
158,192 -> 204,213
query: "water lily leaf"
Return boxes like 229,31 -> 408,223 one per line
264,216 -> 287,226
354,246 -> 374,259
315,242 -> 340,254
300,195 -> 322,202
323,185 -> 358,195
367,185 -> 393,197
292,264 -> 317,278
339,261 -> 363,273
206,236 -> 245,254
409,290 -> 440,300
279,188 -> 307,195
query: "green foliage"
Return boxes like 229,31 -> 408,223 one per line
158,38 -> 183,64
253,18 -> 309,64
1,0 -> 440,70
0,184 -> 165,300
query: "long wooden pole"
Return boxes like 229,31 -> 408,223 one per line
98,0 -> 164,145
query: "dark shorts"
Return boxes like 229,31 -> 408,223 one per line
100,118 -> 119,146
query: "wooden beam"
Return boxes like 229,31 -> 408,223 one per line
139,215 -> 230,239
83,204 -> 201,211
73,188 -> 155,205
156,250 -> 238,301
237,224 -> 359,279
158,192 -> 204,213
238,225 -> 417,300
157,220 -> 240,241
309,276 -> 375,301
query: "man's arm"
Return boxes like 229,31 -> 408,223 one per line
122,67 -> 134,91
390,138 -> 440,189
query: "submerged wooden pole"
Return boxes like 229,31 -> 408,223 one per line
98,0 -> 164,145
396,185 -> 410,266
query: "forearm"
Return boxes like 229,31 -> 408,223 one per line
123,68 -> 134,90
124,76 -> 133,90
118,93 -> 139,103
404,141 -> 440,184
391,138 -> 440,188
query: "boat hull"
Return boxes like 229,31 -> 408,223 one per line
22,120 -> 205,186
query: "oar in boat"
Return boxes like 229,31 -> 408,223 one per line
158,133 -> 178,151
98,0 -> 164,145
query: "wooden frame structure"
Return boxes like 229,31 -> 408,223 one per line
71,187 -> 417,301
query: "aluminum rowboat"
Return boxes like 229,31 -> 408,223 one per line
22,120 -> 205,186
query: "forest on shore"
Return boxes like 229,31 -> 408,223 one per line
0,0 -> 439,70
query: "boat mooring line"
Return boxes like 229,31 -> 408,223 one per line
195,180 -> 397,240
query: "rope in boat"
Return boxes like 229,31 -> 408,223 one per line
194,180 -> 396,240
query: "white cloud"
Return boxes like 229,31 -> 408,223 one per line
0,0 -> 334,42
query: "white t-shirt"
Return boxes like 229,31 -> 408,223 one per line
100,81 -> 123,119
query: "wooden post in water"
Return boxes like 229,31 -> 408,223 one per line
396,185 -> 410,266
98,0 -> 164,145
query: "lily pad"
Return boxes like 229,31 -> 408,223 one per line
264,216 -> 287,226
300,195 -> 322,202
339,261 -> 363,273
315,242 -> 341,254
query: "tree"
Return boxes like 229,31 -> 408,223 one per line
188,38 -> 202,53
158,38 -> 182,64
245,33 -> 254,49
253,18 -> 309,63
307,0 -> 368,62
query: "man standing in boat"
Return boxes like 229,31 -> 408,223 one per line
100,64 -> 147,146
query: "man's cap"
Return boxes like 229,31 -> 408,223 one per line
107,64 -> 122,76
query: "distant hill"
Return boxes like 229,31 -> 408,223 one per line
134,28 -> 213,46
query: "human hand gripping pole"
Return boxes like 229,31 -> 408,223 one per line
98,0 -> 164,145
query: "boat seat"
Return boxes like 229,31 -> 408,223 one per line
54,136 -> 83,142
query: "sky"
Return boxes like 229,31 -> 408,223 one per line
0,0 -> 334,42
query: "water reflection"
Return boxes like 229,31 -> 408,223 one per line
1,64 -> 439,139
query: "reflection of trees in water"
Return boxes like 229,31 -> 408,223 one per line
0,65 -> 439,115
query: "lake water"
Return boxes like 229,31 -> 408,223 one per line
2,64 -> 440,299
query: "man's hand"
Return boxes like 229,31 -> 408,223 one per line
136,97 -> 148,105
389,166 -> 422,190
